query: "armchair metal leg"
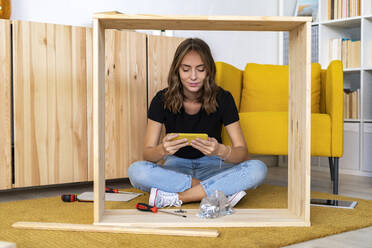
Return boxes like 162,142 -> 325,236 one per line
333,157 -> 339,195
328,157 -> 339,194
328,157 -> 334,181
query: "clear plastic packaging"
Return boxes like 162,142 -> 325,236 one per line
197,190 -> 234,219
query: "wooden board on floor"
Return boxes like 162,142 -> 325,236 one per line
12,221 -> 219,237
97,209 -> 308,227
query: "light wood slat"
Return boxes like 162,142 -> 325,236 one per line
71,26 -> 88,181
125,32 -> 147,171
93,19 -> 106,223
14,20 -> 42,187
93,13 -> 311,31
55,24 -> 74,183
13,21 -> 89,187
12,222 -> 219,237
104,30 -> 147,179
46,23 -> 57,183
288,22 -> 311,223
86,28 -> 94,181
98,209 -> 307,227
0,19 -> 12,190
147,35 -> 185,103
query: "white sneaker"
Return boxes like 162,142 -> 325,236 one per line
149,188 -> 183,208
227,191 -> 247,207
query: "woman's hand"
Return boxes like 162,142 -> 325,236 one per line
190,137 -> 221,156
161,133 -> 189,156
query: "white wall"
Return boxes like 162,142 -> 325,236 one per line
11,0 -> 281,69
284,0 -> 298,16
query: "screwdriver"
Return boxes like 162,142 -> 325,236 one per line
105,187 -> 143,195
136,203 -> 187,218
105,187 -> 119,193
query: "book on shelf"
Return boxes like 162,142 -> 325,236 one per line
329,38 -> 342,61
328,0 -> 361,20
329,38 -> 360,68
351,40 -> 360,68
343,89 -> 359,119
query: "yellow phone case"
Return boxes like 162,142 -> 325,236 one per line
171,133 -> 208,142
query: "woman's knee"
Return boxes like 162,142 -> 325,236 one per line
128,161 -> 153,183
242,159 -> 268,183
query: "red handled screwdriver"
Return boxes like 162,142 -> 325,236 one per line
105,187 -> 143,195
105,187 -> 119,193
136,203 -> 187,218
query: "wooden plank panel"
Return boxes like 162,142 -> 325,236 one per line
147,35 -> 185,103
93,19 -> 106,223
126,32 -> 148,170
0,20 -> 12,189
12,222 -> 219,237
104,29 -> 126,180
103,30 -> 147,179
86,28 -> 94,181
13,21 -> 89,187
288,22 -> 311,223
14,20 -> 42,187
55,24 -> 74,183
93,13 -> 311,31
100,209 -> 308,227
71,26 -> 88,181
46,23 -> 57,183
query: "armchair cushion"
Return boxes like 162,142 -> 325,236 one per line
222,112 -> 331,156
215,62 -> 243,109
240,63 -> 321,113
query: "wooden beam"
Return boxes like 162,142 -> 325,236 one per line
93,13 -> 312,31
92,13 -> 312,228
288,22 -> 311,223
93,19 -> 106,223
12,222 -> 219,238
97,209 -> 309,227
0,19 -> 11,190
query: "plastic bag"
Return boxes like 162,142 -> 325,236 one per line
197,190 -> 234,219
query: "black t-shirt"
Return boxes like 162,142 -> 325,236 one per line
148,87 -> 239,159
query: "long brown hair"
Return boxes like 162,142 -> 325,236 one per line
164,38 -> 219,115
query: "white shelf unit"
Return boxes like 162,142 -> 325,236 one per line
313,0 -> 372,177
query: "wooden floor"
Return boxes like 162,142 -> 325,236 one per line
0,166 -> 371,247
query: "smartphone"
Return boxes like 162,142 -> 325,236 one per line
171,133 -> 208,143
310,198 -> 357,209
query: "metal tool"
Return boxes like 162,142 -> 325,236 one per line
105,187 -> 144,195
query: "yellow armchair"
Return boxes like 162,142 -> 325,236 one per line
216,60 -> 344,194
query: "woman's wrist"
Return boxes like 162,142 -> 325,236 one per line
222,146 -> 232,161
218,144 -> 231,161
158,143 -> 168,159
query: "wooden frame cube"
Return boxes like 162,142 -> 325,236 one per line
93,13 -> 312,227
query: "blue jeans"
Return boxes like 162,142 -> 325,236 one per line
128,155 -> 267,196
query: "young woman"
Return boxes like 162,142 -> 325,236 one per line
128,38 -> 267,208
